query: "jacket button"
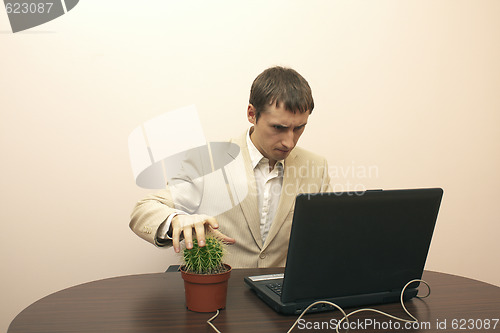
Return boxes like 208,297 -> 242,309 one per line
259,253 -> 266,259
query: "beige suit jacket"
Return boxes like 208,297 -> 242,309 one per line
130,132 -> 331,268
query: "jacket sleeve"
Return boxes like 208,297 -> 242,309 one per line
129,188 -> 178,247
129,154 -> 206,247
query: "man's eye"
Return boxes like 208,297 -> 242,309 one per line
273,125 -> 284,130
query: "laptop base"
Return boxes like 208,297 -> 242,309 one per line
244,277 -> 418,315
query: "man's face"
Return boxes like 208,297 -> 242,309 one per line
247,103 -> 309,166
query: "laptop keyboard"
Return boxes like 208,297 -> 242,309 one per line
266,283 -> 283,296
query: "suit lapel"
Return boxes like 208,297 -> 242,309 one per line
262,150 -> 300,251
226,134 -> 263,249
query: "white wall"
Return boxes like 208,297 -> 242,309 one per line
1,1 -> 499,331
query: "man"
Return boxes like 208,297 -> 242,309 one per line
130,66 -> 331,267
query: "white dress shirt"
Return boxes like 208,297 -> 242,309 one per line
246,128 -> 284,243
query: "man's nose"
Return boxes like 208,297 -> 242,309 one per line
282,130 -> 295,149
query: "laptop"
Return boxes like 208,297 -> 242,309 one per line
244,188 -> 443,314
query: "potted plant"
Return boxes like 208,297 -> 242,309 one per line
180,234 -> 232,312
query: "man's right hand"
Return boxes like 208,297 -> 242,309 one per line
170,214 -> 236,253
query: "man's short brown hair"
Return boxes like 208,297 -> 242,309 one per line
249,66 -> 314,122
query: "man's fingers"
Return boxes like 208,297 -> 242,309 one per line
183,226 -> 193,249
173,214 -> 231,250
203,216 -> 235,244
193,222 -> 206,247
210,229 -> 236,245
205,216 -> 219,230
172,226 -> 181,253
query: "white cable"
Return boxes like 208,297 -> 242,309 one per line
207,279 -> 431,333
334,279 -> 431,331
207,309 -> 222,333
287,279 -> 431,333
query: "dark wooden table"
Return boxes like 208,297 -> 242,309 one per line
8,269 -> 500,332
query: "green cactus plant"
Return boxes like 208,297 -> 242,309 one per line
182,235 -> 227,274
180,233 -> 232,312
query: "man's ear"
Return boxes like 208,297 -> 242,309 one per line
247,104 -> 257,125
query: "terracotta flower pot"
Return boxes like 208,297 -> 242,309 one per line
180,264 -> 232,312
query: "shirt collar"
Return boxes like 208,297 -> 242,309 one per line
246,127 -> 284,170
